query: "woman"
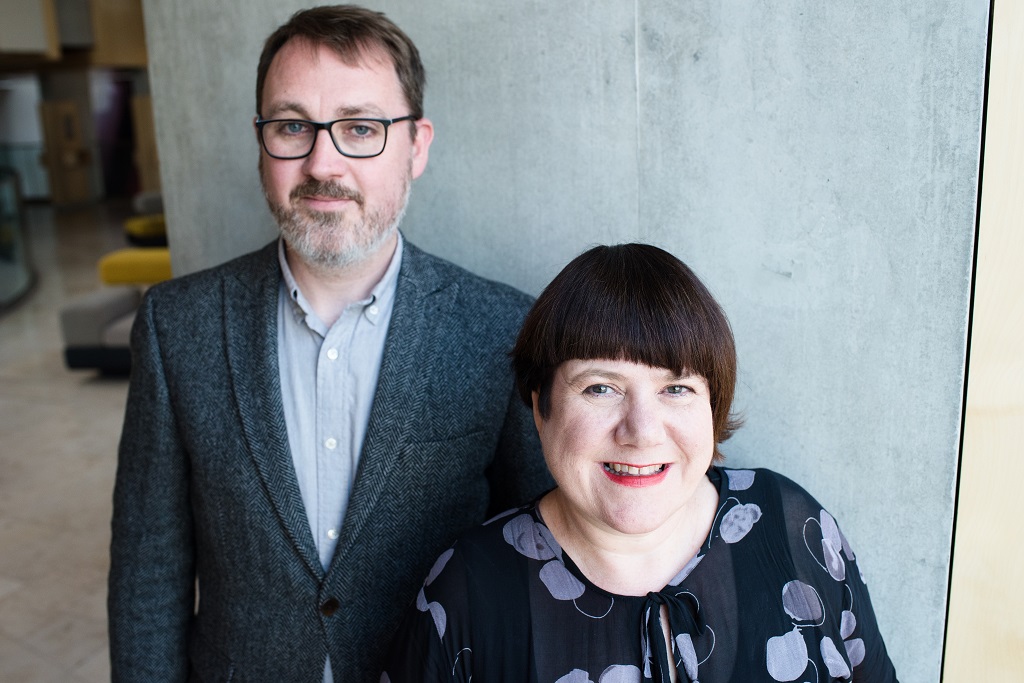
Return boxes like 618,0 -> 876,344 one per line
383,244 -> 897,682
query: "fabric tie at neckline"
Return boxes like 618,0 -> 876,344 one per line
643,589 -> 705,683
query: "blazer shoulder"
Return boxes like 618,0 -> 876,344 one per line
144,242 -> 278,302
139,241 -> 279,329
402,241 -> 534,318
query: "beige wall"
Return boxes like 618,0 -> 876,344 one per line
943,0 -> 1024,679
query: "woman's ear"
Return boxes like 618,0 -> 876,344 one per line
531,391 -> 543,436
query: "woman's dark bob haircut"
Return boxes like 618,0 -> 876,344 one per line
511,243 -> 741,461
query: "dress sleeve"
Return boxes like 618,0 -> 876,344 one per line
108,291 -> 195,682
835,522 -> 898,682
382,546 -> 473,682
775,474 -> 898,683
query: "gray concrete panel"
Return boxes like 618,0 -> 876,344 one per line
389,1 -> 639,295
140,1 -> 989,679
638,3 -> 988,679
142,0 -> 292,274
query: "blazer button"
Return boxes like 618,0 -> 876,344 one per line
320,598 -> 340,617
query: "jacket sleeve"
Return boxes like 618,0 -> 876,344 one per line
484,385 -> 553,516
108,292 -> 195,682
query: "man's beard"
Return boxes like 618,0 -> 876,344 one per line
261,163 -> 411,272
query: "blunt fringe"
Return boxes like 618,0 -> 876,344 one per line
256,4 -> 426,121
511,243 -> 741,461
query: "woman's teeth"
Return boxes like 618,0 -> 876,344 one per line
604,463 -> 665,476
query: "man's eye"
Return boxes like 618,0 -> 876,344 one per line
343,122 -> 382,138
280,121 -> 311,136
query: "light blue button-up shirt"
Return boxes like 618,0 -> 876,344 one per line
276,236 -> 402,683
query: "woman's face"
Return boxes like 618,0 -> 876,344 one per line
534,358 -> 716,536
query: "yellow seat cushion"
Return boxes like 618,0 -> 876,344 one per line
98,247 -> 172,285
123,213 -> 167,239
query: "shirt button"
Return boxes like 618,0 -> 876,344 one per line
326,347 -> 338,360
327,528 -> 339,540
324,437 -> 337,450
367,304 -> 379,316
320,598 -> 340,617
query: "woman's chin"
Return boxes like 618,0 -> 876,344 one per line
596,502 -> 676,537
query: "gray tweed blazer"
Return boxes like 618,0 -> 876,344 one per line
108,239 -> 552,682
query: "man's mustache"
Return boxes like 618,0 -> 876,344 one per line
290,180 -> 364,207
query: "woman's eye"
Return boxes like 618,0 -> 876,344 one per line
584,384 -> 613,396
665,385 -> 692,396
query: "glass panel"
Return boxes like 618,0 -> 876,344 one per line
0,168 -> 35,311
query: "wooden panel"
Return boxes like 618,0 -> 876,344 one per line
38,99 -> 93,204
130,94 -> 160,192
943,0 -> 1024,680
88,0 -> 147,67
0,0 -> 60,59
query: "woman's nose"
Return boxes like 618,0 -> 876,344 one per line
615,396 -> 666,448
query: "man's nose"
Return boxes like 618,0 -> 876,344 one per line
301,128 -> 352,179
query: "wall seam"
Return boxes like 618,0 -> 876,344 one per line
634,0 -> 641,241
940,0 -> 996,678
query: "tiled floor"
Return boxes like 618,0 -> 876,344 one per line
0,200 -> 134,682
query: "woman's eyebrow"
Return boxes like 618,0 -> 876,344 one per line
565,368 -> 626,385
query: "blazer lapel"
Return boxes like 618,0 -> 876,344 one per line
335,243 -> 456,554
223,243 -> 323,579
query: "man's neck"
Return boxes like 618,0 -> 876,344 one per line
285,232 -> 399,327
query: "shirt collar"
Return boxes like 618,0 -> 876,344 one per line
277,232 -> 404,328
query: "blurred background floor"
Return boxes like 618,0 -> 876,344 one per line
0,199 -> 132,682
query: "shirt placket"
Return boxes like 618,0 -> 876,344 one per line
314,307 -> 361,570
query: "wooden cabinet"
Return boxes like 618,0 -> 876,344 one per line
131,94 -> 159,193
0,0 -> 59,60
0,0 -> 147,68
88,0 -> 147,68
38,99 -> 95,204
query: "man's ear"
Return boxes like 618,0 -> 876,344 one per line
410,117 -> 434,179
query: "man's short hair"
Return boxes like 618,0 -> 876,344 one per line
256,4 -> 426,120
511,243 -> 741,461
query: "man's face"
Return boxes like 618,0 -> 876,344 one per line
257,38 -> 432,271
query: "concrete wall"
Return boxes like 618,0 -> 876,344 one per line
141,1 -> 990,680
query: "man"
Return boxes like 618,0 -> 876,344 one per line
108,6 -> 552,681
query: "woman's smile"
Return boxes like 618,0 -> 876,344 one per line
602,462 -> 670,487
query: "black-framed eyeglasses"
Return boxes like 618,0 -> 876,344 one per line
255,116 -> 416,159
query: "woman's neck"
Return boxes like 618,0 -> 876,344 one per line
538,476 -> 719,596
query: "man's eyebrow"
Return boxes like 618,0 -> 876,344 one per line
334,104 -> 387,118
262,101 -> 311,119
261,103 -> 389,120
